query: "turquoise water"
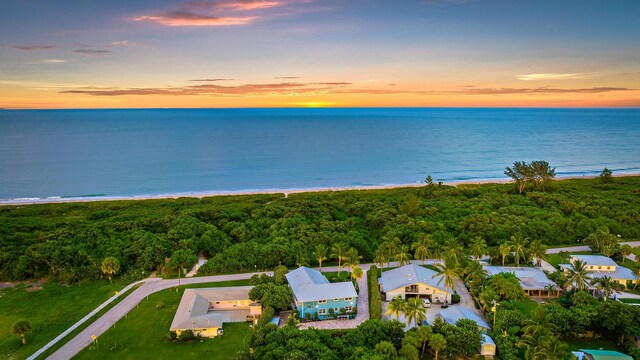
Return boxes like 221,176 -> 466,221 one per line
0,108 -> 638,202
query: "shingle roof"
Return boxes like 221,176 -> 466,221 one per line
378,264 -> 452,293
438,306 -> 490,330
170,286 -> 254,331
571,255 -> 618,267
285,267 -> 358,303
484,266 -> 557,291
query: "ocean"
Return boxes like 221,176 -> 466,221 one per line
0,108 -> 638,203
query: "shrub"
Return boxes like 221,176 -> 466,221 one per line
368,265 -> 383,320
258,306 -> 275,327
305,312 -> 312,321
177,330 -> 199,342
451,293 -> 461,304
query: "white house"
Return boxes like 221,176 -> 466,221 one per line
378,264 -> 453,303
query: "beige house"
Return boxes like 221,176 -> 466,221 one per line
560,255 -> 637,289
170,286 -> 262,338
378,264 -> 453,303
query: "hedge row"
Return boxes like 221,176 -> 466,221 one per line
367,265 -> 382,320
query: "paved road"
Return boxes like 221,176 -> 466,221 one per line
44,272 -> 272,360
546,241 -> 639,254
37,241 -> 640,360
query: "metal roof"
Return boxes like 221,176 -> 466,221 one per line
575,349 -> 633,360
438,306 -> 490,330
285,266 -> 358,303
378,264 -> 452,293
484,266 -> 557,290
170,286 -> 254,331
571,255 -> 618,267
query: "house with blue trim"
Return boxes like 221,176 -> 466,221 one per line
285,266 -> 358,320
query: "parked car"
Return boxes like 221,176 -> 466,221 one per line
422,298 -> 431,308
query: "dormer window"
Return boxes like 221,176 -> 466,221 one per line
318,300 -> 327,304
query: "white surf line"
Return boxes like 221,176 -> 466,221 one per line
26,279 -> 150,360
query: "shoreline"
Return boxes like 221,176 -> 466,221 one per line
1,173 -> 637,207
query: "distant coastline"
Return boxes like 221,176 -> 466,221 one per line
2,173 -> 637,206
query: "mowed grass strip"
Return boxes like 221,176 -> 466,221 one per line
0,281 -> 125,359
74,279 -> 253,360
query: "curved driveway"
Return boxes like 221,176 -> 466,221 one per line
35,241 -> 640,360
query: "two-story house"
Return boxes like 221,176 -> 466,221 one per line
560,255 -> 637,288
378,264 -> 453,303
285,266 -> 358,320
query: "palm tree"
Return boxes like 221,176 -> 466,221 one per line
591,275 -> 622,301
468,237 -> 488,261
536,336 -> 569,360
499,242 -> 512,266
432,256 -> 462,292
620,244 -> 633,263
395,245 -> 411,266
528,240 -> 548,267
544,283 -> 557,298
412,235 -> 432,265
373,248 -> 388,268
344,248 -> 362,278
429,333 -> 446,360
101,256 -> 120,282
403,297 -> 427,328
568,259 -> 590,291
382,236 -> 402,263
296,253 -> 310,267
416,325 -> 432,357
464,260 -> 488,291
352,266 -> 364,284
314,244 -> 328,271
522,306 -> 556,339
442,240 -> 465,264
12,320 -> 32,345
331,243 -> 348,276
510,234 -> 529,266
385,295 -> 406,321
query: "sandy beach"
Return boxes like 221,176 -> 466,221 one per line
1,173 -> 637,206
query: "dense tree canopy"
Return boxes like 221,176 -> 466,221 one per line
0,177 -> 638,282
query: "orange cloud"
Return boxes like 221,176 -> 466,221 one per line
132,0 -> 287,27
59,82 -> 632,97
133,13 -> 256,26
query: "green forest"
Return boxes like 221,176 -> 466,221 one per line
1,176 -> 638,283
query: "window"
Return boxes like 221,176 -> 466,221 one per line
318,300 -> 327,304
334,307 -> 339,312
598,266 -> 602,270
318,308 -> 326,315
334,298 -> 339,301
345,306 -> 353,312
344,297 -> 353,302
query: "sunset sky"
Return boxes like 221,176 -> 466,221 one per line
1,0 -> 639,109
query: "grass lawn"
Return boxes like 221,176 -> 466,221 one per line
323,271 -> 352,283
0,280 -> 126,360
618,298 -> 640,304
74,279 -> 252,360
547,250 -> 597,268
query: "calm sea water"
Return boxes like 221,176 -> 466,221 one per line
0,108 -> 638,202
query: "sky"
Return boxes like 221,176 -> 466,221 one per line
1,0 -> 639,109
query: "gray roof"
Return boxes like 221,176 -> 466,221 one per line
285,267 -> 358,303
170,286 -> 254,331
571,255 -> 617,267
439,306 -> 490,330
379,264 -> 452,293
559,263 -> 637,281
484,266 -> 556,291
